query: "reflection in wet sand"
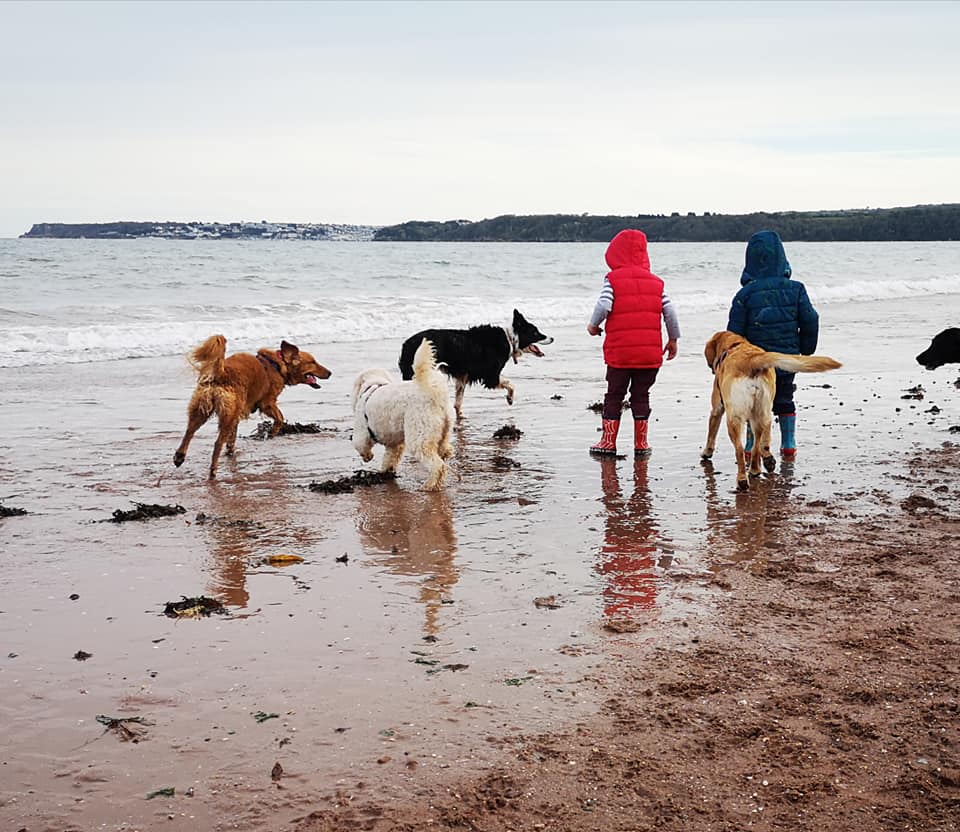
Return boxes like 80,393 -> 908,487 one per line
596,457 -> 665,620
355,483 -> 459,637
701,459 -> 799,562
196,470 -> 316,607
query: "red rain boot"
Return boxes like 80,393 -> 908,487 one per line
590,419 -> 620,455
634,418 -> 652,458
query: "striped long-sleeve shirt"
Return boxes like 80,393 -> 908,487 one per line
589,277 -> 681,339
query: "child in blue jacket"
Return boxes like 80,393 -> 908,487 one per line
726,230 -> 819,458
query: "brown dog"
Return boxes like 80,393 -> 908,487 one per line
173,335 -> 331,478
700,331 -> 841,491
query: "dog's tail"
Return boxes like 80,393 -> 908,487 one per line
187,334 -> 228,383
751,352 -> 843,375
412,338 -> 449,403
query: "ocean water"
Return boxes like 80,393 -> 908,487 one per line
1,238 -> 958,368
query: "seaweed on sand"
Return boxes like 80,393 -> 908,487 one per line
0,503 -> 27,517
108,503 -> 186,523
250,421 -> 332,440
96,714 -> 154,741
308,470 -> 396,494
493,425 -> 523,439
163,595 -> 228,618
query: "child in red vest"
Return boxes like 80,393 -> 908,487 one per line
587,229 -> 679,456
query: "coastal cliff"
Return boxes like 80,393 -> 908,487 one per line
374,203 -> 960,242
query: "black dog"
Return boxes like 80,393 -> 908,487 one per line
399,309 -> 553,417
916,328 -> 960,370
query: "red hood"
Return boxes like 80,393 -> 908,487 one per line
605,229 -> 650,272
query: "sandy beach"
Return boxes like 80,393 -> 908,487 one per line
1,298 -> 958,831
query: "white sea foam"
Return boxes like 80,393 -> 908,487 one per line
1,240 -> 957,367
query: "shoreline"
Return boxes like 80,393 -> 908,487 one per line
2,289 -> 959,830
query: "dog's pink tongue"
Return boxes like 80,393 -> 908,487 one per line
529,344 -> 544,356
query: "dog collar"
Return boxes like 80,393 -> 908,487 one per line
712,343 -> 741,373
258,353 -> 283,374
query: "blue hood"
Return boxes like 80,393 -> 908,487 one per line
740,230 -> 792,286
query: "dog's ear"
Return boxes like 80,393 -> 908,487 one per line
704,333 -> 720,371
280,340 -> 300,361
512,309 -> 523,324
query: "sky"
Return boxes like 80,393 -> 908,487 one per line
1,0 -> 958,237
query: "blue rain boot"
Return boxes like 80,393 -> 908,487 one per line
743,423 -> 754,462
778,413 -> 796,458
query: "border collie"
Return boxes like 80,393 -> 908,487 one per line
916,327 -> 960,370
398,309 -> 553,417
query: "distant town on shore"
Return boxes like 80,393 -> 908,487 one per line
20,203 -> 960,242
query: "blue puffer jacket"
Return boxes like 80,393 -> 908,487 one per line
726,230 -> 819,356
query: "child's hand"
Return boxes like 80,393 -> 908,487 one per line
664,338 -> 678,360
587,324 -> 602,336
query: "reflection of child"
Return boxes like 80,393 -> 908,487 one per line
587,229 -> 680,456
597,458 -> 660,618
727,230 -> 819,458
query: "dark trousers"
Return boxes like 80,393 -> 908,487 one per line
603,366 -> 659,421
773,371 -> 796,415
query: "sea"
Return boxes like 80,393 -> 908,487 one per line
1,238 -> 958,368
0,239 -> 958,830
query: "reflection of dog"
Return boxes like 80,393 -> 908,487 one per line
916,328 -> 960,370
174,335 -> 331,479
352,338 -> 454,491
356,488 -> 459,637
700,331 -> 841,491
398,309 -> 553,417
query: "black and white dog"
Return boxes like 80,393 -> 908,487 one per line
916,328 -> 960,370
399,309 -> 553,417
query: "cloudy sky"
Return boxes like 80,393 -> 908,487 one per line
1,0 -> 958,237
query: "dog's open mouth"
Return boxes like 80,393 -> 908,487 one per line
525,344 -> 545,357
304,374 -> 322,389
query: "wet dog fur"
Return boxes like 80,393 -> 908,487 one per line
353,338 -> 455,491
398,309 -> 553,417
173,334 -> 331,478
700,331 -> 841,491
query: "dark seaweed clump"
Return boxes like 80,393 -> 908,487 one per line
493,425 -> 523,439
251,421 -> 331,440
0,503 -> 27,518
308,470 -> 397,494
163,595 -> 228,618
109,503 -> 186,523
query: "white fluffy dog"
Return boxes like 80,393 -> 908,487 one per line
351,338 -> 455,491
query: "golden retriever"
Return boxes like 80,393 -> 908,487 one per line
173,334 -> 331,478
700,331 -> 841,490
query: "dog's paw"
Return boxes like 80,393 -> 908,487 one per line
173,451 -> 185,467
700,448 -> 713,459
736,478 -> 750,492
762,454 -> 777,473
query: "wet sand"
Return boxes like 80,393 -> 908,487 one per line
1,299 -> 958,830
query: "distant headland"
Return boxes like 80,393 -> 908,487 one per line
21,220 -> 378,241
20,203 -> 960,242
373,204 -> 960,242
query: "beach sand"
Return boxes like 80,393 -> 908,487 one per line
1,299 -> 958,831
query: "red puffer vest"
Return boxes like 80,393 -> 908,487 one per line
602,229 -> 664,368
